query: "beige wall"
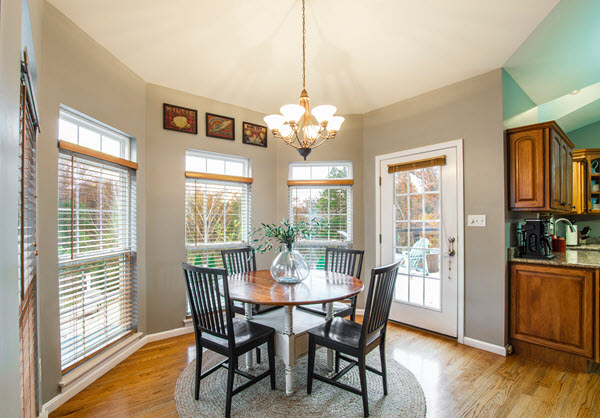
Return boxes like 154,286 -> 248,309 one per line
0,0 -> 24,414
144,84 -> 279,333
36,4 -> 147,403
363,70 -> 506,346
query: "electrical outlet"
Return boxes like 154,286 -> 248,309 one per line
468,215 -> 486,227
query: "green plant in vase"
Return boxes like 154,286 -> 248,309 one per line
252,219 -> 316,283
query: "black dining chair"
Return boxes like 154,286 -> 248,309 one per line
182,263 -> 276,418
306,260 -> 401,417
221,247 -> 282,364
221,247 -> 282,316
298,248 -> 364,321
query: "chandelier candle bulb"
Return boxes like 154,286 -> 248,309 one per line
263,0 -> 345,160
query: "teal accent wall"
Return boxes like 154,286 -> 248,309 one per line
568,119 -> 600,148
502,69 -> 537,121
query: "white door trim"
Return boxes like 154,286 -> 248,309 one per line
375,139 -> 465,343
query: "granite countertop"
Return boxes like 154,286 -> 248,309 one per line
508,246 -> 600,269
568,243 -> 600,251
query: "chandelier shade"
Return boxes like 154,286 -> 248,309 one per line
264,0 -> 344,160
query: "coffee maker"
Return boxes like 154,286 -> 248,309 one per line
517,219 -> 555,259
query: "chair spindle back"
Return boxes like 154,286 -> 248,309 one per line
325,248 -> 365,280
221,247 -> 257,274
360,261 -> 401,344
182,263 -> 233,342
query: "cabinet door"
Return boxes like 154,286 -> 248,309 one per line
550,130 -> 564,210
510,263 -> 594,358
509,130 -> 545,209
573,160 -> 588,214
565,146 -> 573,211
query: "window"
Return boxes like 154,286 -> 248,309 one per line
59,109 -> 130,160
288,162 -> 353,268
57,110 -> 137,372
185,150 -> 252,268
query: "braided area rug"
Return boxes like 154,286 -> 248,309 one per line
175,349 -> 426,417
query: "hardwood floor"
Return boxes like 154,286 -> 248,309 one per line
50,320 -> 600,417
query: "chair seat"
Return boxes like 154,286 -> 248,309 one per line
298,300 -> 353,317
308,317 -> 380,350
201,318 -> 274,351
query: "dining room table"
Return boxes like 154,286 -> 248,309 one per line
227,269 -> 364,395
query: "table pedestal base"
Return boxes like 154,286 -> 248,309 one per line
245,304 -> 334,395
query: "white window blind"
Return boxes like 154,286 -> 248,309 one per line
288,162 -> 353,269
19,59 -> 40,418
185,151 -> 252,268
57,117 -> 137,372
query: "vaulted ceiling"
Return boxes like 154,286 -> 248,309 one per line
504,0 -> 600,132
48,0 -> 558,115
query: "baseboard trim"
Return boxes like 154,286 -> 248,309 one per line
355,308 -> 365,315
39,325 -> 193,417
144,326 -> 194,344
463,337 -> 507,356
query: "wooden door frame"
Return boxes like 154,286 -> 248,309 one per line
375,139 -> 465,343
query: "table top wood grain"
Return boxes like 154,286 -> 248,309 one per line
228,269 -> 364,306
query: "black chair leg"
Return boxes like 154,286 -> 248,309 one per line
268,335 -> 276,390
195,343 -> 202,400
256,347 -> 261,364
335,351 -> 340,373
358,356 -> 369,417
225,356 -> 236,418
307,336 -> 315,394
380,338 -> 388,395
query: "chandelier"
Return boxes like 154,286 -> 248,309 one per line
264,0 -> 344,160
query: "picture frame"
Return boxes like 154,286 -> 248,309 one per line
242,121 -> 268,148
163,103 -> 198,135
205,113 -> 235,140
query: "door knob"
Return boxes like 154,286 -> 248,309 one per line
443,236 -> 456,256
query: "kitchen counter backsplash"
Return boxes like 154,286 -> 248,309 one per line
508,246 -> 600,269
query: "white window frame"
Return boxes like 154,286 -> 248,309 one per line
185,150 -> 252,267
59,108 -> 131,160
288,161 -> 354,268
57,110 -> 137,373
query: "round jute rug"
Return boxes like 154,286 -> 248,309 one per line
175,349 -> 426,417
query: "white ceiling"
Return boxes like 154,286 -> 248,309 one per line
48,0 -> 558,115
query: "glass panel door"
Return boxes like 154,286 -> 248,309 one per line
393,166 -> 442,310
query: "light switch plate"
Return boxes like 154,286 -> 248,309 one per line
468,215 -> 486,227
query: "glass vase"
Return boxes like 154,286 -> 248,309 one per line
270,244 -> 310,284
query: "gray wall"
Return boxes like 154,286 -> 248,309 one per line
0,0 -> 24,415
144,83 -> 279,334
17,4 -> 510,409
144,85 -> 366,333
274,115 -> 366,303
36,4 -> 147,403
362,70 -> 506,346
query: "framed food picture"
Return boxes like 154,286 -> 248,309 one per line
163,103 -> 198,134
206,113 -> 235,140
242,122 -> 268,147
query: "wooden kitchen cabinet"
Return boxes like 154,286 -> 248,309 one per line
510,263 -> 595,360
573,148 -> 600,215
507,121 -> 575,212
573,156 -> 588,214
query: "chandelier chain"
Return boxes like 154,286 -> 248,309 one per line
302,0 -> 306,89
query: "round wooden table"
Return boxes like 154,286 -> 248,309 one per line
228,269 -> 363,395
